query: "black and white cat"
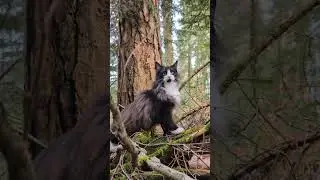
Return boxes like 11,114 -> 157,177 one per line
110,61 -> 185,153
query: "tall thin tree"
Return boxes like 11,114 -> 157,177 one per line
162,0 -> 174,64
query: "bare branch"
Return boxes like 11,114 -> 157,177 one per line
229,131 -> 320,180
219,0 -> 320,95
178,104 -> 210,123
10,126 -> 47,149
110,99 -> 196,180
0,59 -> 21,82
110,99 -> 140,167
179,60 -> 209,91
143,155 -> 195,180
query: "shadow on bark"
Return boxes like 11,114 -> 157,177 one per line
34,94 -> 109,180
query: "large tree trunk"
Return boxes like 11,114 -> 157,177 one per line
25,0 -> 108,157
118,0 -> 162,106
32,0 -> 109,179
162,0 -> 174,65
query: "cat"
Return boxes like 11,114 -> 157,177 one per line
110,61 -> 185,153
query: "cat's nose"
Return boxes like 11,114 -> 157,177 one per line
167,79 -> 172,82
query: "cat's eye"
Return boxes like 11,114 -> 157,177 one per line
162,71 -> 167,76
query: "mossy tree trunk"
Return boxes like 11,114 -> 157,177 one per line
118,0 -> 162,106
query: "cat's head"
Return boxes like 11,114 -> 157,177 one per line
155,61 -> 179,84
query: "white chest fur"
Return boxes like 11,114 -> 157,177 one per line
164,81 -> 181,106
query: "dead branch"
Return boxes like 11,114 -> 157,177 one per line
0,101 -> 35,180
110,99 -> 196,180
142,155 -> 195,180
178,104 -> 210,123
110,99 -> 140,167
179,60 -> 210,91
236,81 -> 286,140
219,0 -> 320,95
10,126 -> 48,149
0,59 -> 21,82
229,131 -> 320,180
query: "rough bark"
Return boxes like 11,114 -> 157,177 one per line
161,0 -> 174,64
75,0 -> 109,111
25,0 -> 75,156
25,0 -> 108,156
118,0 -> 162,106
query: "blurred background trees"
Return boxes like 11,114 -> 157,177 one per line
214,0 -> 320,179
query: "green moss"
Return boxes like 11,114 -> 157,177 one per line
134,131 -> 159,144
149,123 -> 210,157
137,154 -> 150,166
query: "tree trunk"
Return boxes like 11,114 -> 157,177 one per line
250,0 -> 257,104
187,45 -> 192,90
118,0 -> 162,106
25,0 -> 108,157
162,0 -> 174,65
32,0 -> 109,179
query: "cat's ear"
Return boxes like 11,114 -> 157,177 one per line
155,61 -> 161,71
172,61 -> 178,69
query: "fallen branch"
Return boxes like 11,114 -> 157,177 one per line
219,0 -> 320,95
110,99 -> 196,180
139,153 -> 195,180
179,61 -> 210,91
229,131 -> 320,180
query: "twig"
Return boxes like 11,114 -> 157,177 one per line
219,0 -> 320,95
179,61 -> 210,91
236,81 -> 286,140
110,100 -> 196,180
0,59 -> 22,82
110,153 -> 124,178
229,131 -> 320,180
178,104 -> 210,122
10,126 -> 47,149
182,144 -> 210,169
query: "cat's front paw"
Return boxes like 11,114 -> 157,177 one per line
170,126 -> 185,135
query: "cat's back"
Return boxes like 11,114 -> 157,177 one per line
120,90 -> 157,134
120,89 -> 156,120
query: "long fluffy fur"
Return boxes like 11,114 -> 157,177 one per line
110,61 -> 184,152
